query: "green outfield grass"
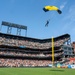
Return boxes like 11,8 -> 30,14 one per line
0,67 -> 75,75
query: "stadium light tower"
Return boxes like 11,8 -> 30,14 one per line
1,21 -> 27,36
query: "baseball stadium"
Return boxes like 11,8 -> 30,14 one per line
0,21 -> 75,75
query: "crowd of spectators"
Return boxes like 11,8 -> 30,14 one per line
0,51 -> 63,57
0,35 -> 69,49
61,57 -> 75,66
0,58 -> 52,67
0,34 -> 70,67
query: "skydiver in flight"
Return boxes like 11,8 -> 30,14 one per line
45,19 -> 50,27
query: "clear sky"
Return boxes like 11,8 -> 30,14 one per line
0,0 -> 75,42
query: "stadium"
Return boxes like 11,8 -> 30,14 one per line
0,21 -> 75,75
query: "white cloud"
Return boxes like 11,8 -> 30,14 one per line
68,5 -> 75,21
60,2 -> 67,10
59,5 -> 75,37
63,5 -> 75,22
60,5 -> 64,10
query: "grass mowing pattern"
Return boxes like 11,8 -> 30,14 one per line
0,68 -> 75,75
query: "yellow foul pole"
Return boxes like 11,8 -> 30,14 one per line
52,37 -> 54,66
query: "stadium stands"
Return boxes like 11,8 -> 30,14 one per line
0,32 -> 72,67
72,42 -> 75,55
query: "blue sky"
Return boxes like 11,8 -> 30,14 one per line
0,0 -> 75,42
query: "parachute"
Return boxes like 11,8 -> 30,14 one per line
43,6 -> 62,14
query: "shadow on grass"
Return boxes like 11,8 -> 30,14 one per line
50,69 -> 64,72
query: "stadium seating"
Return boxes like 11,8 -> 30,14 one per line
0,33 -> 71,67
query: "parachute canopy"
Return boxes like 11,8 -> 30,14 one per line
43,6 -> 62,14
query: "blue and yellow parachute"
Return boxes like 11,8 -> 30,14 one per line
43,5 -> 62,14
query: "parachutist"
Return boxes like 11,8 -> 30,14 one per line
45,19 -> 50,27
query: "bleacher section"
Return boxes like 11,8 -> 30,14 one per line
0,33 -> 70,67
